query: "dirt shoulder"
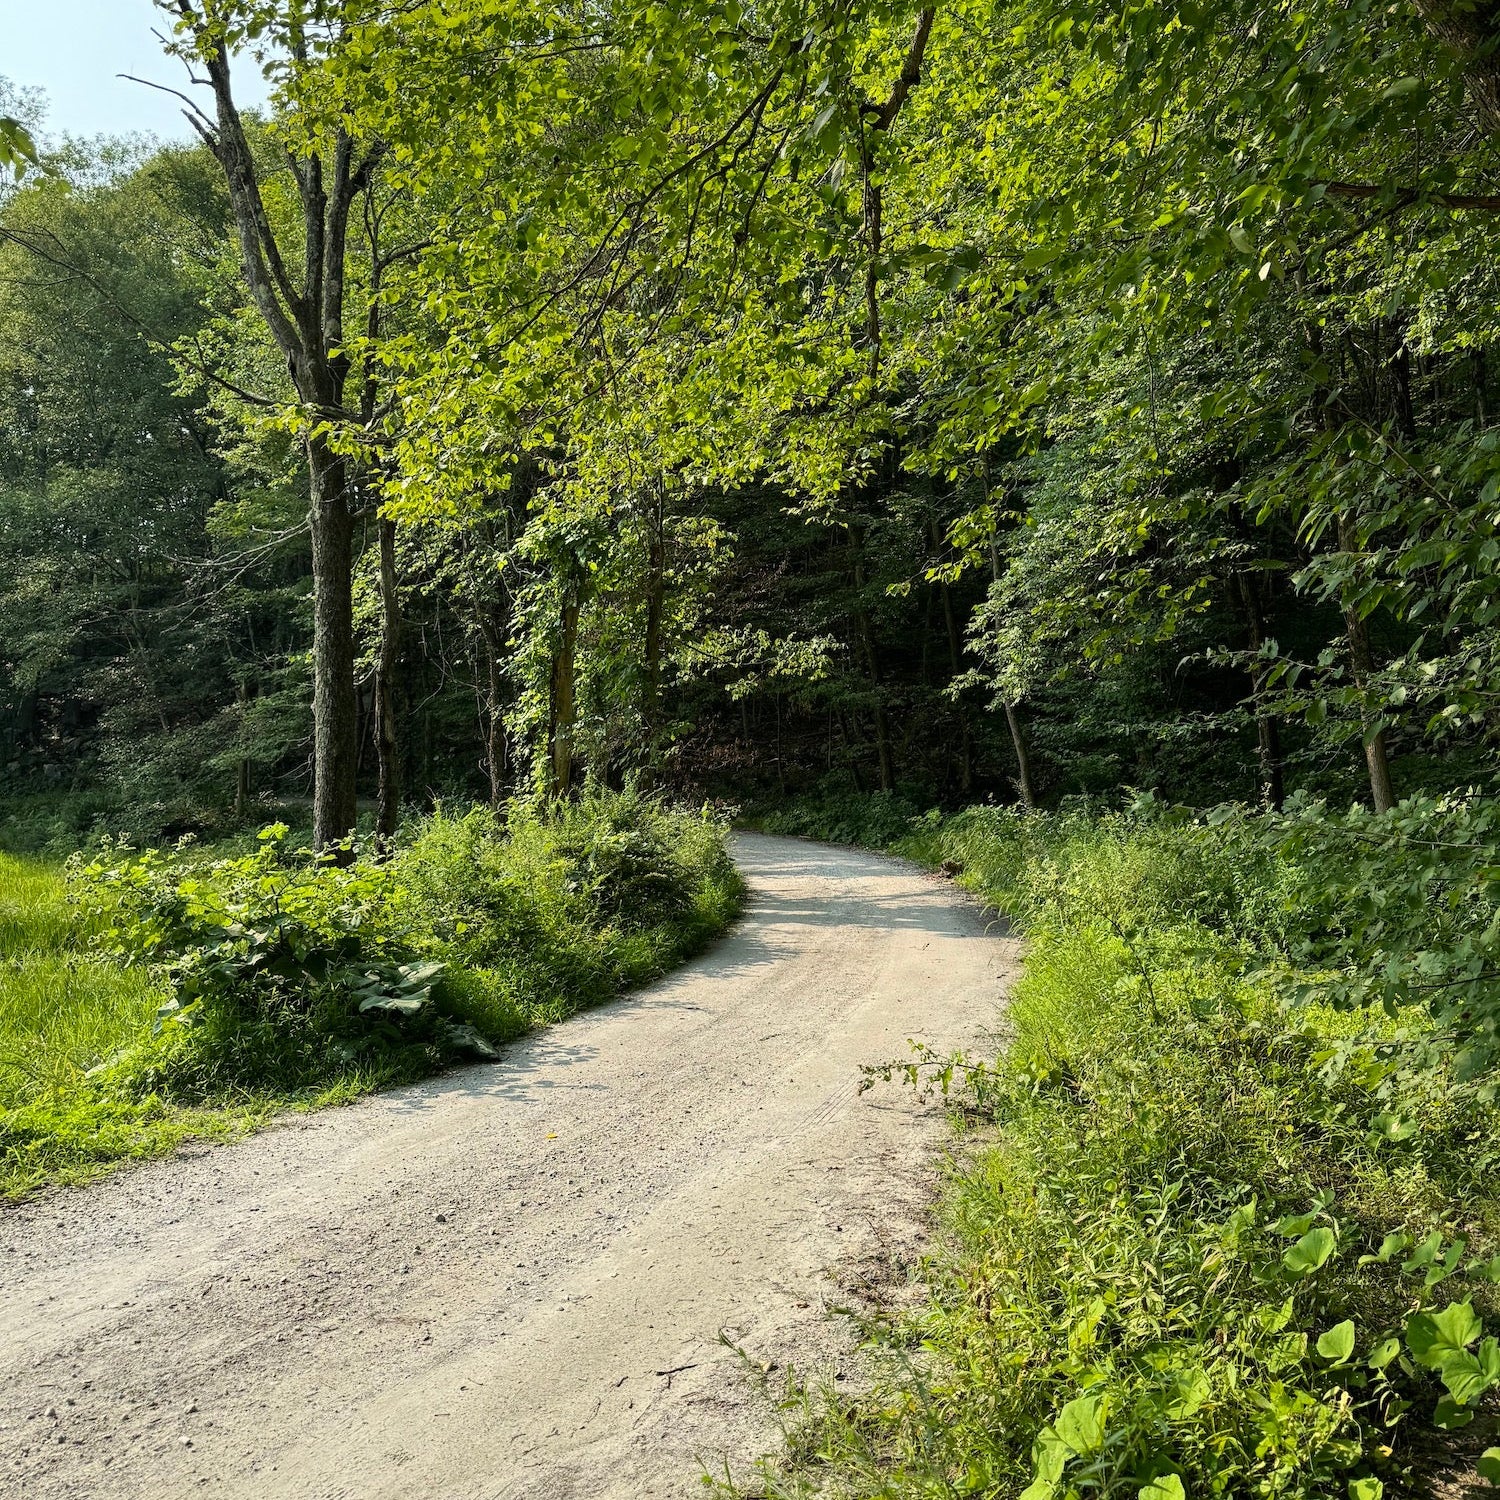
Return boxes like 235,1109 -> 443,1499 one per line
0,834 -> 1017,1499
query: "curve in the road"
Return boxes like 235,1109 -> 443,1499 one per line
1,834 -> 1018,1500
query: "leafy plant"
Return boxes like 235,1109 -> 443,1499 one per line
733,802 -> 1500,1500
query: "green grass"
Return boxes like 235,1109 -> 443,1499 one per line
0,793 -> 744,1199
0,851 -> 251,1195
726,804 -> 1500,1500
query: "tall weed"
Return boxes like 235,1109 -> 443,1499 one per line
2,792 -> 741,1196
737,803 -> 1500,1499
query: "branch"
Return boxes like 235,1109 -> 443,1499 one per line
0,225 -> 278,410
1320,178 -> 1500,213
118,72 -> 218,138
177,1 -> 306,354
873,7 -> 936,131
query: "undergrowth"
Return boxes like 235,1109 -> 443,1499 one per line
0,790 -> 741,1198
730,800 -> 1500,1500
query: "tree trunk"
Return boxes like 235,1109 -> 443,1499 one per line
1234,572 -> 1285,810
642,521 -> 665,777
374,512 -> 402,843
850,533 -> 895,793
309,437 -> 359,852
549,591 -> 581,798
181,16 -> 382,853
234,676 -> 253,820
986,529 -> 1036,809
1392,339 -> 1417,442
480,605 -> 509,810
1003,702 -> 1037,811
870,702 -> 896,793
1337,516 -> 1397,813
935,539 -> 975,796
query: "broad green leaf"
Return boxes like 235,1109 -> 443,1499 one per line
1139,1477 -> 1185,1500
1166,1366 -> 1210,1419
1283,1227 -> 1337,1278
1054,1393 -> 1107,1456
1317,1320 -> 1356,1363
1406,1302 -> 1482,1368
358,993 -> 428,1015
1437,1350 -> 1494,1406
1435,1395 -> 1475,1429
1031,1426 -> 1069,1486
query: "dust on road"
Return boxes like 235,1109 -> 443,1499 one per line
1,834 -> 1017,1499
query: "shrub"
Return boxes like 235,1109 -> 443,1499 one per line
64,792 -> 743,1119
752,788 -> 931,848
740,802 -> 1500,1500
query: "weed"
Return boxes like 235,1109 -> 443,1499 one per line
728,803 -> 1500,1499
0,792 -> 743,1197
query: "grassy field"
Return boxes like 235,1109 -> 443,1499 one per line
0,852 -> 272,1196
0,794 -> 743,1199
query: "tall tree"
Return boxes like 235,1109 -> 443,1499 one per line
167,0 -> 381,849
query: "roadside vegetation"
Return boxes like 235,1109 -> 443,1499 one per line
736,796 -> 1500,1499
3,1 -> 1500,1494
0,793 -> 740,1199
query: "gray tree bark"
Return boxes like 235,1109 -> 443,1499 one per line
179,4 -> 379,852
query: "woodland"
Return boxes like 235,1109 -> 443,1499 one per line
3,2 -> 1500,1497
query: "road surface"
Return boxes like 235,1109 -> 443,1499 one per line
1,834 -> 1017,1499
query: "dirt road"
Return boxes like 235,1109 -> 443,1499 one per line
1,835 -> 1017,1499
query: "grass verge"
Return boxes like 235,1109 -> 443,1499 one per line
728,800 -> 1500,1500
1,791 -> 742,1199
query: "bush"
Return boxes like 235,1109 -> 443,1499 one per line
2,791 -> 742,1195
739,802 -> 1500,1500
396,791 -> 742,1034
751,788 -> 931,848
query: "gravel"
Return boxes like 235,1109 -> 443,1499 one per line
0,834 -> 1016,1499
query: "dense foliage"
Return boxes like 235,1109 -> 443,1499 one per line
734,803 -> 1500,1498
3,0 -> 1500,1489
7,0 -> 1500,825
0,793 -> 740,1196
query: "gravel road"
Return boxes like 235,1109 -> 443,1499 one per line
1,834 -> 1017,1500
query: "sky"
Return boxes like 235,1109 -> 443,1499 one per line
0,0 -> 272,143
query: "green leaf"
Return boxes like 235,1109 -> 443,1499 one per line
1361,1232 -> 1411,1265
1031,1425 -> 1070,1486
1139,1477 -> 1185,1500
1166,1366 -> 1210,1419
1467,1255 -> 1500,1283
1317,1320 -> 1356,1363
1283,1227 -> 1337,1278
444,1022 -> 500,1061
1348,1480 -> 1383,1500
1406,1302 -> 1482,1368
358,993 -> 428,1015
1475,1447 -> 1500,1485
1435,1395 -> 1475,1429
1054,1393 -> 1107,1456
1275,1211 -> 1317,1238
1437,1350 -> 1495,1405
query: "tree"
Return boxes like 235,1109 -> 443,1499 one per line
166,0 -> 384,849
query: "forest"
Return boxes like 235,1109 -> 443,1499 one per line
3,1 -> 1500,1497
